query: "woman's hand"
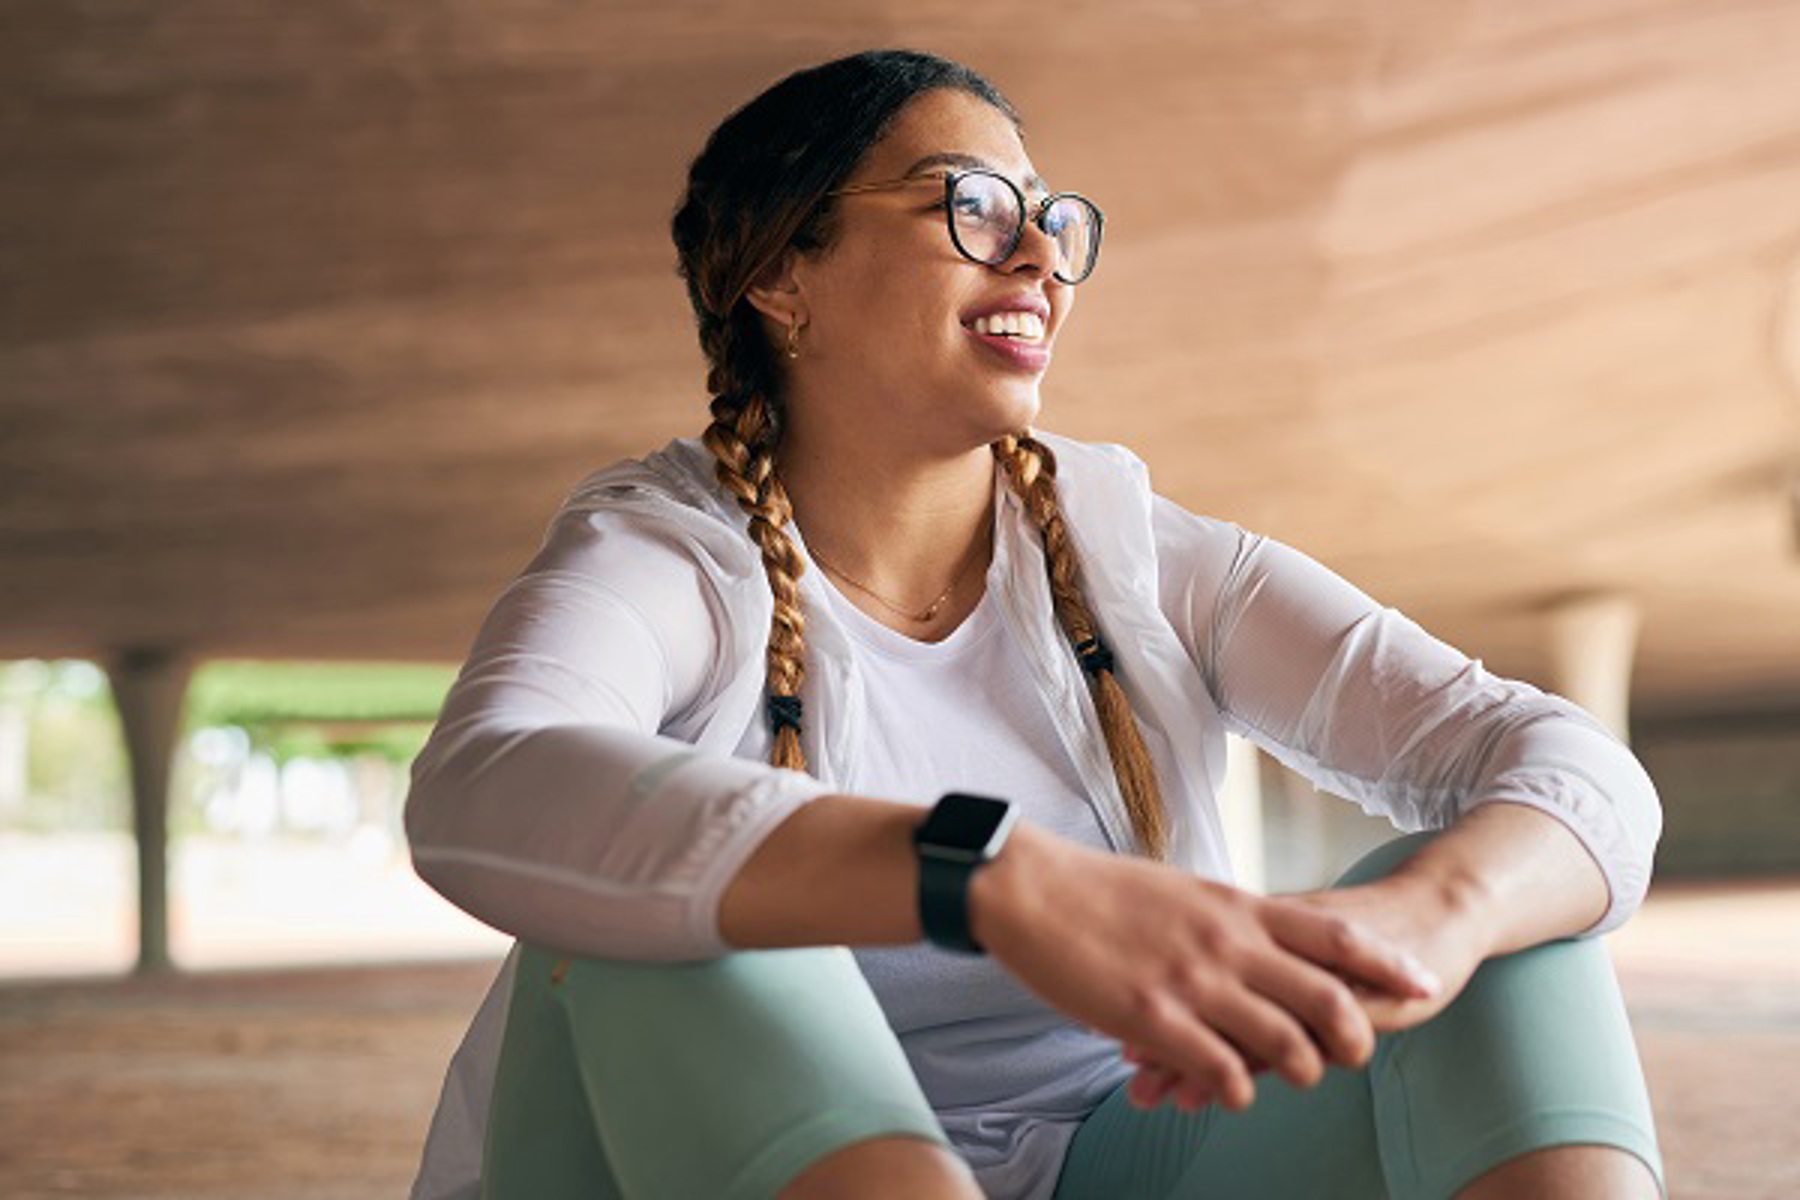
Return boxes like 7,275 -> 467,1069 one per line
1285,871 -> 1496,1031
1119,870 -> 1499,1112
969,825 -> 1445,1114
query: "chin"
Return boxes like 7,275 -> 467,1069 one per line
989,385 -> 1043,440
960,368 -> 1040,421
915,376 -> 1042,455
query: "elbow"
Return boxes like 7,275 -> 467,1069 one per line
401,743 -> 460,899
1615,740 -> 1664,879
1582,753 -> 1663,938
1621,752 -> 1665,916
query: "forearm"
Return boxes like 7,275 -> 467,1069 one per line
407,721 -> 833,959
1387,800 -> 1612,957
718,794 -> 931,948
718,799 -> 1075,955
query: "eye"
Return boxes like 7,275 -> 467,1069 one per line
952,193 -> 988,219
949,175 -> 1014,221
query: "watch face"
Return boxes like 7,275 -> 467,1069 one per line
916,793 -> 1017,862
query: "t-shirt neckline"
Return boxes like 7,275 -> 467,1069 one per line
816,568 -> 1001,663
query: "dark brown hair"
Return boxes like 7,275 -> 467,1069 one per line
670,50 -> 1168,858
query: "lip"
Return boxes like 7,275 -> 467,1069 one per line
965,325 -> 1052,372
959,291 -> 1054,373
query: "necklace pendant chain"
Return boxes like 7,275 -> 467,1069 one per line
809,537 -> 985,625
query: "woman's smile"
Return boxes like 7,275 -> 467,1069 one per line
961,292 -> 1053,372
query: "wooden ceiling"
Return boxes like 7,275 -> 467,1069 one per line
3,1 -> 1798,719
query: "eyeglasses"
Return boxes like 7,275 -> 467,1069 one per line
827,168 -> 1104,285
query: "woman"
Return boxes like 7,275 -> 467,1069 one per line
405,50 -> 1667,1199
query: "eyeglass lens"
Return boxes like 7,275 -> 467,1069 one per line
949,173 -> 1100,284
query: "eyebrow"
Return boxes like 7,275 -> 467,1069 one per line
902,152 -> 1048,195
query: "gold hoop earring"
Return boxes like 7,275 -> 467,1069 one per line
784,319 -> 802,361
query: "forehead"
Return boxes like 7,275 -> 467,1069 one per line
852,88 -> 1040,189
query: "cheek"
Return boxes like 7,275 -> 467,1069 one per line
874,287 -> 962,361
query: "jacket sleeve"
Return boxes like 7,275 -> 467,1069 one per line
1151,494 -> 1662,937
403,503 -> 831,961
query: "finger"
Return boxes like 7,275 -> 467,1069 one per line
1129,1066 -> 1178,1109
1262,902 -> 1441,999
1174,1075 -> 1215,1112
1137,1048 -> 1275,1078
1243,954 -> 1377,1069
1203,987 -> 1327,1091
1128,995 -> 1257,1112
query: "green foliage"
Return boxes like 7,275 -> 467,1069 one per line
185,660 -> 453,766
184,661 -> 457,728
250,721 -> 433,767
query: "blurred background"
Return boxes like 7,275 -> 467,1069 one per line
2,2 -> 1797,1197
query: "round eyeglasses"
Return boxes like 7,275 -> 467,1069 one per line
828,168 -> 1104,285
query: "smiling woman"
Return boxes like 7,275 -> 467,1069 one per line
403,49 -> 1666,1200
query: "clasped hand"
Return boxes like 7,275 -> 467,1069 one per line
970,826 -> 1495,1115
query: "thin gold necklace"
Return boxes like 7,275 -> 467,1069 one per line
809,535 -> 987,624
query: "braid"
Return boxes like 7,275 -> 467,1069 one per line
700,317 -> 809,771
993,433 -> 1170,860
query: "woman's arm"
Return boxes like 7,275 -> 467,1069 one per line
1114,496 -> 1663,1109
1272,798 -> 1614,1048
404,502 -> 833,960
1380,796 -> 1609,955
716,792 -> 928,946
1151,493 -> 1663,944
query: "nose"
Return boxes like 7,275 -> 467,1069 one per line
1001,202 -> 1060,280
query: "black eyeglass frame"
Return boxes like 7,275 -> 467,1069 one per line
827,168 -> 1105,285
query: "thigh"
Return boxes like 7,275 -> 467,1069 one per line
1370,908 -> 1667,1197
1056,832 -> 1667,1200
1053,1052 -> 1389,1199
483,942 -> 949,1200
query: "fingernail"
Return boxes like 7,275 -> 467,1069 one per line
1406,962 -> 1442,994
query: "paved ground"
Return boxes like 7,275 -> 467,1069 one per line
0,875 -> 1795,1200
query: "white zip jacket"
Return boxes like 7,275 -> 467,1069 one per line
404,431 -> 1662,1200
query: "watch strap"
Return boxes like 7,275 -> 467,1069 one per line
918,851 -> 985,954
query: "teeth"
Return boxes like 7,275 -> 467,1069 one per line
972,311 -> 1045,340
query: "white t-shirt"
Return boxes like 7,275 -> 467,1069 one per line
819,573 -> 1129,1200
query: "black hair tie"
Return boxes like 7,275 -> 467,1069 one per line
1073,636 -> 1116,678
765,692 -> 804,734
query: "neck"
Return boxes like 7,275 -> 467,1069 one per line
777,422 -> 998,614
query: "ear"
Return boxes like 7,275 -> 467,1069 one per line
742,247 -> 810,333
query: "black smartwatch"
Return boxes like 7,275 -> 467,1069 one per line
912,792 -> 1019,955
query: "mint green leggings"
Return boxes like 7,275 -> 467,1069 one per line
481,832 -> 1666,1199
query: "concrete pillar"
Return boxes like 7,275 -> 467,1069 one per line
1545,592 -> 1640,741
106,646 -> 193,975
1219,732 -> 1267,893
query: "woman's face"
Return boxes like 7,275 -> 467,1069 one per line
782,88 -> 1077,455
